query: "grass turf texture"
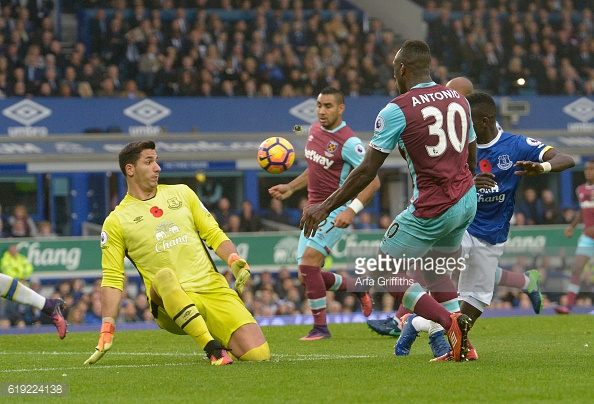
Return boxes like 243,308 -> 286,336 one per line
0,315 -> 592,403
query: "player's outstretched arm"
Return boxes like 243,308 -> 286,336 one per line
334,175 -> 381,228
216,240 -> 251,294
301,148 -> 387,237
269,169 -> 309,200
515,148 -> 575,176
84,286 -> 122,365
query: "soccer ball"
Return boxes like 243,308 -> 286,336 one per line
257,136 -> 295,174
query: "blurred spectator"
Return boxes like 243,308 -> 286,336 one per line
77,81 -> 94,97
8,205 -> 38,237
120,79 -> 146,98
378,213 -> 392,229
213,196 -> 232,231
85,299 -> 103,325
0,244 -> 33,281
239,200 -> 263,232
67,306 -> 85,325
355,211 -> 378,231
118,298 -> 141,322
515,188 -> 544,225
541,189 -> 563,224
264,198 -> 292,228
228,214 -> 241,232
563,207 -> 576,224
36,220 -> 57,237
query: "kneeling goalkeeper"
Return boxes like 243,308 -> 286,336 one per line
84,140 -> 270,366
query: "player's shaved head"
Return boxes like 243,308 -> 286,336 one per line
319,86 -> 344,106
446,77 -> 474,97
119,140 -> 156,175
467,92 -> 497,120
395,40 -> 431,77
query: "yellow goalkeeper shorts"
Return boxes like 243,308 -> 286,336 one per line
153,286 -> 256,346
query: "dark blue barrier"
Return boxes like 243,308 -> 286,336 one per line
1,95 -> 594,136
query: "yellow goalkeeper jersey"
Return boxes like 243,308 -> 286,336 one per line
100,184 -> 230,293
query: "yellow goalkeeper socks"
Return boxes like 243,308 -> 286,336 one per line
153,268 -> 212,348
238,342 -> 271,361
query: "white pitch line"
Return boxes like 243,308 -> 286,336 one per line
0,353 -> 379,373
0,362 -> 196,373
0,351 -> 202,356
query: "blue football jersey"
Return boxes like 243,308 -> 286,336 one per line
467,130 -> 551,244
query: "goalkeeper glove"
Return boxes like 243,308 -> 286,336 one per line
84,320 -> 115,365
228,253 -> 251,294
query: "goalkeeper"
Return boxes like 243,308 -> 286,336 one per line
85,140 -> 269,366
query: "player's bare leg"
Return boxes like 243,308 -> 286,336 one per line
556,254 -> 589,314
228,323 -> 270,361
299,247 -> 332,340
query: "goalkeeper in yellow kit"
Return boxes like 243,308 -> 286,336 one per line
84,140 -> 270,366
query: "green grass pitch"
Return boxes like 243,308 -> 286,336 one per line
0,315 -> 592,403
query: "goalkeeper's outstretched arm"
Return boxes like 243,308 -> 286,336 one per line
216,240 -> 250,294
84,286 -> 122,365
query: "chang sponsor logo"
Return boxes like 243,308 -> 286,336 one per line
154,221 -> 188,252
2,100 -> 51,137
18,241 -> 82,271
477,182 -> 505,203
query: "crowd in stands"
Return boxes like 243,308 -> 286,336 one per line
0,0 -> 402,98
2,0 -> 594,99
0,203 -> 57,238
424,0 -> 594,95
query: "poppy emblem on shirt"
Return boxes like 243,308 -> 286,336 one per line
326,140 -> 338,154
479,159 -> 492,173
150,206 -> 163,218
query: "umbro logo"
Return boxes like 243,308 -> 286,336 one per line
124,99 -> 171,125
133,216 -> 143,223
289,99 -> 318,124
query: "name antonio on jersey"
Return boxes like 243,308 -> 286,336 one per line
305,148 -> 334,169
411,89 -> 462,107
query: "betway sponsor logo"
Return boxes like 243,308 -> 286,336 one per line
18,241 -> 82,270
581,200 -> 594,209
304,148 -> 334,169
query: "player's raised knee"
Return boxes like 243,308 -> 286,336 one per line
153,268 -> 179,295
